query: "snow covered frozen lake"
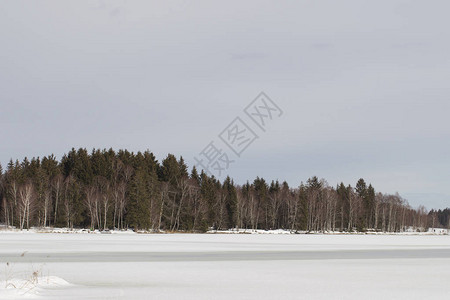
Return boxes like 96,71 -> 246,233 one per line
1,233 -> 450,299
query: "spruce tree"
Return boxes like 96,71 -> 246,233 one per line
337,183 -> 349,231
190,166 -> 200,185
223,176 -> 237,229
253,177 -> 268,229
355,178 -> 367,198
200,171 -> 216,228
366,184 -> 376,229
126,167 -> 151,230
160,154 -> 180,184
178,156 -> 188,178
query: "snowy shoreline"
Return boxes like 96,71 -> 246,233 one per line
0,227 -> 448,235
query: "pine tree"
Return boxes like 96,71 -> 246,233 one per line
146,164 -> 160,230
41,155 -> 60,179
355,178 -> 367,198
178,156 -> 188,178
91,149 -> 109,181
223,176 -> 237,229
143,151 -> 159,174
200,171 -> 216,229
126,167 -> 151,230
307,176 -> 322,190
253,177 -> 268,229
160,154 -> 180,184
190,166 -> 200,185
268,180 -> 281,229
337,183 -> 349,231
62,175 -> 83,228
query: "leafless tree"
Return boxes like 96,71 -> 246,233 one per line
115,181 -> 127,230
236,187 -> 247,229
347,188 -> 358,232
192,183 -> 206,231
2,196 -> 8,227
96,177 -> 111,230
7,180 -> 19,227
248,188 -> 259,230
52,174 -> 64,226
268,186 -> 281,229
42,189 -> 52,227
287,188 -> 300,231
18,181 -> 36,230
85,185 -> 97,229
123,165 -> 134,182
323,187 -> 338,232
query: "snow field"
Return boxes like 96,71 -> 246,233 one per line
1,233 -> 450,299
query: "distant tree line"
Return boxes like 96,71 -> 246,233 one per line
0,148 -> 445,232
428,208 -> 450,230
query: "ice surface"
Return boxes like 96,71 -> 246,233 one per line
1,233 -> 449,299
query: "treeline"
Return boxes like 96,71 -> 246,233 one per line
429,208 -> 450,229
0,148 -> 442,232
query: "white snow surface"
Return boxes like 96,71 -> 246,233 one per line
0,276 -> 70,299
1,232 -> 450,299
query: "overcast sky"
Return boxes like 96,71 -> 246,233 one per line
1,1 -> 449,209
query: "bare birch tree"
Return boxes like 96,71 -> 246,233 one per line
18,181 -> 36,230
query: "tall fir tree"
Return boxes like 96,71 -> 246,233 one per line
223,176 -> 237,229
190,166 -> 200,185
366,184 -> 376,229
126,167 -> 151,230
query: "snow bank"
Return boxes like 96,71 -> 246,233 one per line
0,226 -> 448,235
0,276 -> 70,299
207,228 -> 450,235
0,227 -> 136,235
208,228 -> 294,234
428,228 -> 449,234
